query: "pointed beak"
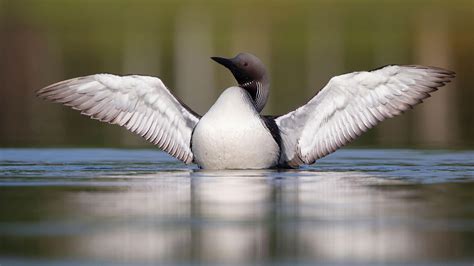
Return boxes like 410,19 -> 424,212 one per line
211,56 -> 235,69
211,55 -> 250,85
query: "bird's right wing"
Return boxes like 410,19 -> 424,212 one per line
37,74 -> 200,163
276,65 -> 455,167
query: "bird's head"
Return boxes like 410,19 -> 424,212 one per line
211,52 -> 269,112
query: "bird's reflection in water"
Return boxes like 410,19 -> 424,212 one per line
64,169 -> 467,264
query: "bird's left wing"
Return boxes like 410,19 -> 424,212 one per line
37,74 -> 200,163
275,65 -> 455,167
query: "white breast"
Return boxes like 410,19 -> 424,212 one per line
191,87 -> 279,169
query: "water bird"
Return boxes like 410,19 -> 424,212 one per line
37,53 -> 455,169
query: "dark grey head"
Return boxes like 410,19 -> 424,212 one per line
211,52 -> 269,113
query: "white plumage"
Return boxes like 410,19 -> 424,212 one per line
276,65 -> 454,167
37,74 -> 199,164
191,87 -> 279,169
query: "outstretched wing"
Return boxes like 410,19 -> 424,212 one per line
37,74 -> 200,163
276,65 -> 455,167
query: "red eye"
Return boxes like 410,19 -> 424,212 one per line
243,62 -> 248,67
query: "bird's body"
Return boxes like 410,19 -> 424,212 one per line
191,87 -> 279,169
37,53 -> 455,169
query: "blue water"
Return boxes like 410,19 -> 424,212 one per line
1,148 -> 474,265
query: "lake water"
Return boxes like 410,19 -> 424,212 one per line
1,148 -> 474,266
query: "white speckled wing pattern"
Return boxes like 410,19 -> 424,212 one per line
37,74 -> 200,163
276,65 -> 455,167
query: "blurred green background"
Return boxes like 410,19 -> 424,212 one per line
1,0 -> 473,149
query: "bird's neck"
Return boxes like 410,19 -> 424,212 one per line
240,77 -> 269,113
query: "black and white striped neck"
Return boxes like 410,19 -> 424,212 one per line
240,79 -> 269,113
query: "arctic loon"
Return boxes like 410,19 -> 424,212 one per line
37,53 -> 455,169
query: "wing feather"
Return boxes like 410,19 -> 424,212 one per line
37,74 -> 200,163
276,65 -> 454,166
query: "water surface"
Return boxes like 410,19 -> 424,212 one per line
1,148 -> 474,265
